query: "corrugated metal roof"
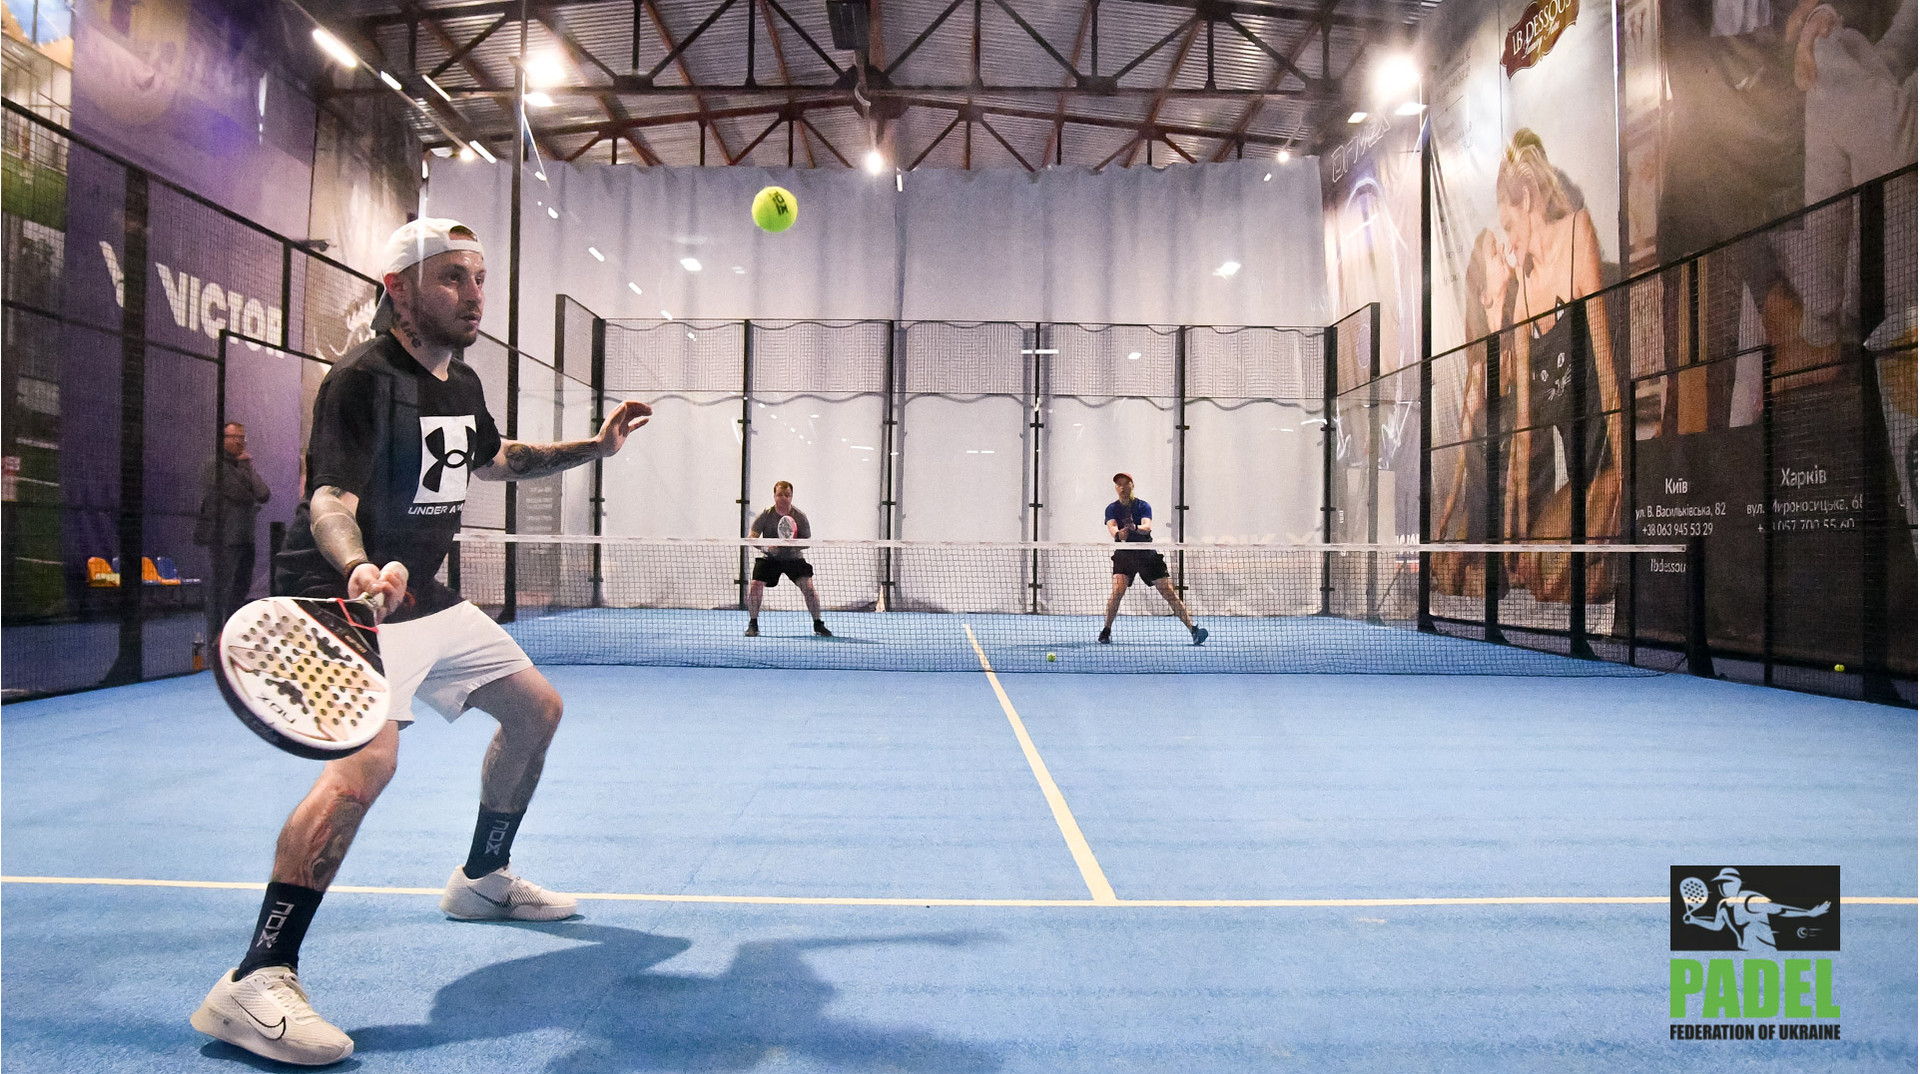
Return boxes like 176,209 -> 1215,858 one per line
318,0 -> 1437,169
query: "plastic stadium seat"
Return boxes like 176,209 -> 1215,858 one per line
86,557 -> 119,587
153,556 -> 199,585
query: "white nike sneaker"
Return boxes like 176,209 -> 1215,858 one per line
439,866 -> 579,921
190,965 -> 354,1066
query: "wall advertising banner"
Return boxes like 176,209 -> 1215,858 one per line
71,0 -> 315,237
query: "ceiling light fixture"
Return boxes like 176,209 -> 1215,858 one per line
526,53 -> 567,88
311,28 -> 358,69
1372,53 -> 1421,103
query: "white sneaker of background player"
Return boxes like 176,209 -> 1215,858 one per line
440,865 -> 579,921
190,965 -> 354,1066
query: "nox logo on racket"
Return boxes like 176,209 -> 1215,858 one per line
415,415 -> 478,505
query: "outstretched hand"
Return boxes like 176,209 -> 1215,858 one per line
596,400 -> 653,457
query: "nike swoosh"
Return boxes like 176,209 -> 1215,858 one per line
238,1002 -> 288,1040
466,888 -> 514,908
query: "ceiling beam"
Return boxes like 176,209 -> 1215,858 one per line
635,0 -> 737,162
357,83 -> 1316,101
1123,18 -> 1200,167
359,0 -> 1419,33
1207,0 -> 1330,161
756,0 -> 817,166
534,9 -> 666,164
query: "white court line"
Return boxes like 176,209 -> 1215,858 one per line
2,877 -> 1914,908
962,623 -> 1119,904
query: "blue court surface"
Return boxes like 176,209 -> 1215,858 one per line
500,607 -> 1668,675
3,658 -> 1914,1072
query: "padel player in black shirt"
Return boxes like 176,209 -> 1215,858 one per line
745,479 -> 831,636
1099,472 -> 1207,645
191,218 -> 653,1066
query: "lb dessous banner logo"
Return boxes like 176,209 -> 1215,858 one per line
1670,866 -> 1841,1042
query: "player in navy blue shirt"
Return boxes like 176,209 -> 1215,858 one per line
1099,472 -> 1207,645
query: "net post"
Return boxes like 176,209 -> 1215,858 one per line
1482,334 -> 1506,644
1686,535 -> 1714,677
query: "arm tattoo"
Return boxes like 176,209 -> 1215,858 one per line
502,439 -> 603,480
309,487 -> 368,575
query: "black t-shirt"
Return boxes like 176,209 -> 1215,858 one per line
274,333 -> 503,622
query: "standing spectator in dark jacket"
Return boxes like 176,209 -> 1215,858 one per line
197,422 -> 271,625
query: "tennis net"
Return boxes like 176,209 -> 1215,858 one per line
451,536 -> 1699,675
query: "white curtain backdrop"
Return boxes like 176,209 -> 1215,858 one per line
425,156 -> 1328,361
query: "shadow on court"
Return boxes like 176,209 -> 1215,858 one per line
352,923 -> 1002,1073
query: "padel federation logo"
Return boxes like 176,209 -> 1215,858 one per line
1669,866 -> 1841,1041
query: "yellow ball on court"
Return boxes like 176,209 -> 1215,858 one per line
752,186 -> 798,232
1834,664 -> 1846,673
1046,652 -> 1057,662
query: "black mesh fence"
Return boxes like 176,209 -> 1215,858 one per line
1415,165 -> 1917,701
3,96 -> 1908,702
0,101 -> 593,699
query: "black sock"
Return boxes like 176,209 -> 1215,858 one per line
463,808 -> 524,879
813,618 -> 825,627
234,882 -> 324,978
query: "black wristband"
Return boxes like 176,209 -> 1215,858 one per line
341,557 -> 370,578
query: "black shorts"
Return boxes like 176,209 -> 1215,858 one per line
752,556 -> 814,587
1111,547 -> 1169,585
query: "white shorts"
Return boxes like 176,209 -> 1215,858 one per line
379,601 -> 534,723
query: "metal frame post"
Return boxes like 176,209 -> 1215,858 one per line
1482,334 -> 1506,644
1364,303 -> 1381,624
1174,325 -> 1188,596
500,2 -> 530,625
878,320 -> 900,609
108,167 -> 149,685
1417,95 -> 1434,632
1857,180 -> 1897,703
1567,299 -> 1594,658
1319,320 -> 1336,615
738,320 -> 754,608
1028,323 -> 1046,613
590,313 -> 608,607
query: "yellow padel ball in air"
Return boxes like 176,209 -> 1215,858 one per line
752,186 -> 798,232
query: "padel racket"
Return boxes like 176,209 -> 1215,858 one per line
777,513 -> 799,540
212,592 -> 394,760
1679,876 -> 1710,917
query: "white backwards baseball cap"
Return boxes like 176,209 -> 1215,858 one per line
372,218 -> 485,330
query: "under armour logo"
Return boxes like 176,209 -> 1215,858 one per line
417,415 -> 478,504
